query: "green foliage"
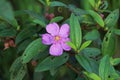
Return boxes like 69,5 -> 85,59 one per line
0,0 -> 120,80
50,1 -> 67,7
50,16 -> 63,23
69,13 -> 82,51
22,38 -> 47,63
33,19 -> 47,28
0,0 -> 18,29
79,40 -> 92,51
110,58 -> 120,66
104,9 -> 119,29
109,65 -> 120,79
35,53 -> 69,72
114,29 -> 120,35
0,23 -> 16,37
99,55 -> 110,80
87,10 -> 104,27
17,39 -> 33,53
15,26 -> 37,44
24,10 -> 47,28
10,57 -> 27,80
88,0 -> 95,8
84,29 -> 100,40
82,48 -> 101,57
84,72 -> 101,80
75,54 -> 98,73
102,29 -> 116,56
67,41 -> 77,51
38,0 -> 46,6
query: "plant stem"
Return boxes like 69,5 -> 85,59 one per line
66,62 -> 80,75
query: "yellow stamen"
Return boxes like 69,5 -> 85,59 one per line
55,36 -> 60,41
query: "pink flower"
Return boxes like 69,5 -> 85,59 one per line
42,22 -> 71,56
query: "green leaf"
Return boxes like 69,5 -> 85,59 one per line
105,9 -> 119,29
22,38 -> 47,63
99,1 -> 108,10
99,55 -> 110,80
80,14 -> 95,24
50,1 -> 67,7
74,9 -> 87,16
24,10 -> 42,20
38,0 -> 46,6
35,53 -> 69,72
24,10 -> 47,24
68,5 -> 87,16
88,0 -> 95,8
33,19 -> 46,28
87,10 -> 104,27
2,48 -> 16,68
50,16 -> 63,23
109,65 -> 120,79
10,57 -> 22,73
66,41 -> 77,51
79,40 -> 92,51
15,26 -> 37,44
69,14 -> 76,47
0,23 -> 16,37
17,39 -> 33,53
84,29 -> 100,40
110,58 -> 120,66
114,29 -> 120,35
75,54 -> 98,73
50,68 -> 58,76
82,48 -> 101,57
10,57 -> 27,80
84,72 -> 101,80
25,10 -> 47,28
102,29 -> 116,56
0,0 -> 18,28
10,65 -> 27,80
70,13 -> 82,50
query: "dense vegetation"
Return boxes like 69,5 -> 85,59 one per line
0,0 -> 120,80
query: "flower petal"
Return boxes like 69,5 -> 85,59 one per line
46,23 -> 59,36
61,42 -> 71,51
62,37 -> 70,42
42,33 -> 53,45
50,43 -> 63,56
59,24 -> 70,37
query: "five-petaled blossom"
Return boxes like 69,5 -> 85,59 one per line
42,22 -> 71,56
